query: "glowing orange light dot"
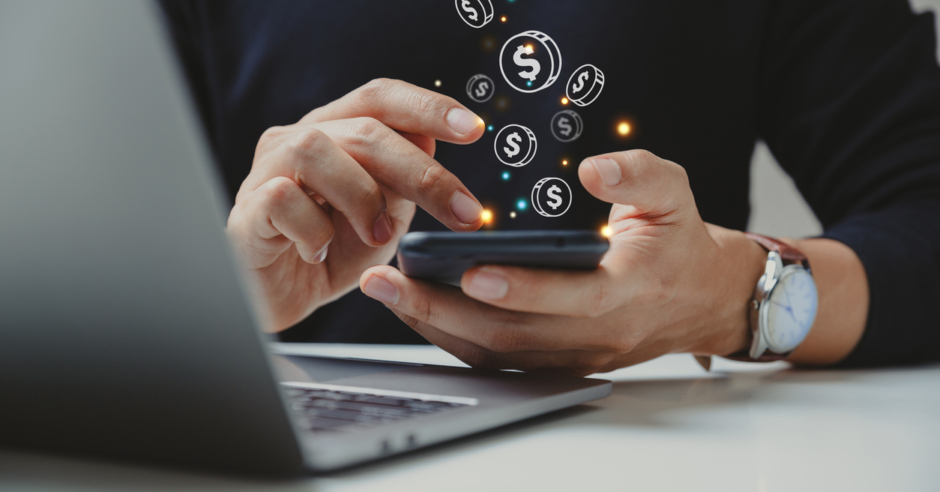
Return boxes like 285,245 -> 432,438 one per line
562,159 -> 568,166
526,44 -> 534,51
501,16 -> 507,22
481,209 -> 494,224
601,225 -> 612,238
561,97 -> 569,105
617,122 -> 631,136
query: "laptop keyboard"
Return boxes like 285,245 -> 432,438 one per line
282,383 -> 475,434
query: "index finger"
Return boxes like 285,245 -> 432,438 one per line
301,78 -> 485,144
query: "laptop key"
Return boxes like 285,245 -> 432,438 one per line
282,383 -> 474,433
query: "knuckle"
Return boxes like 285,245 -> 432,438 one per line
258,125 -> 285,145
411,290 -> 436,325
355,78 -> 394,107
583,281 -> 614,318
630,148 -> 657,162
288,128 -> 328,155
349,117 -> 387,143
359,179 -> 385,211
607,336 -> 637,355
262,177 -> 301,206
416,164 -> 449,195
255,125 -> 288,156
408,90 -> 442,116
618,149 -> 658,183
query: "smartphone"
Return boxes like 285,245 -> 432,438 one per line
397,230 -> 609,285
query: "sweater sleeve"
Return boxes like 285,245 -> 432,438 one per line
758,0 -> 940,366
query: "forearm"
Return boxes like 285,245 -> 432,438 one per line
786,238 -> 868,365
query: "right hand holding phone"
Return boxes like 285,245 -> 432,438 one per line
226,79 -> 485,332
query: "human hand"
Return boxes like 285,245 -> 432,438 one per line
227,79 -> 486,332
359,150 -> 768,376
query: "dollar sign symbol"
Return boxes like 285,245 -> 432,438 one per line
461,0 -> 478,21
475,81 -> 489,98
572,71 -> 589,93
504,132 -> 522,158
557,117 -> 572,137
513,45 -> 541,82
546,185 -> 563,210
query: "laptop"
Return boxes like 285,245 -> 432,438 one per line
0,0 -> 611,474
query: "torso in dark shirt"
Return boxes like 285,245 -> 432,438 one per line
162,0 -> 940,365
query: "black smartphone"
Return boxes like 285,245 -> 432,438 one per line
397,230 -> 609,285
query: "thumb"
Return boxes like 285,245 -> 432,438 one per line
578,149 -> 695,219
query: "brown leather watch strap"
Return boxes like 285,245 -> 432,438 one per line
744,232 -> 810,269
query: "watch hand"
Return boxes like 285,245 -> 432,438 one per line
781,287 -> 799,323
783,286 -> 795,310
772,298 -> 798,324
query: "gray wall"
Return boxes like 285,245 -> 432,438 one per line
747,0 -> 940,237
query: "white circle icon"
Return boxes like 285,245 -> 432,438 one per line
499,31 -> 562,93
466,74 -> 495,103
531,177 -> 572,217
455,0 -> 494,28
550,110 -> 583,142
566,64 -> 605,107
494,124 -> 537,167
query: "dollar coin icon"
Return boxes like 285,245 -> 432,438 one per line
494,124 -> 537,167
455,0 -> 494,28
466,74 -> 495,103
566,64 -> 605,107
531,177 -> 572,217
550,110 -> 583,143
499,31 -> 563,93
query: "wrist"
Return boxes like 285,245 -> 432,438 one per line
690,225 -> 767,357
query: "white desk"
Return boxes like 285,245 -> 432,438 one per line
2,344 -> 939,492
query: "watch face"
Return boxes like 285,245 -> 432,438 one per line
764,266 -> 818,353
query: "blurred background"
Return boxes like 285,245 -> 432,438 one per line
749,0 -> 940,237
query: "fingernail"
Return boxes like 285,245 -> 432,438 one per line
446,107 -> 482,134
465,268 -> 509,300
450,191 -> 483,224
313,244 -> 328,263
373,210 -> 393,244
592,158 -> 622,186
362,275 -> 400,305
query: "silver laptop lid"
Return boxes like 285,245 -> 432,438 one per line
0,0 -> 304,474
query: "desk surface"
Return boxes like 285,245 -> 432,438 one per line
2,344 -> 939,492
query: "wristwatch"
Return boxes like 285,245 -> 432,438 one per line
695,233 -> 819,370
